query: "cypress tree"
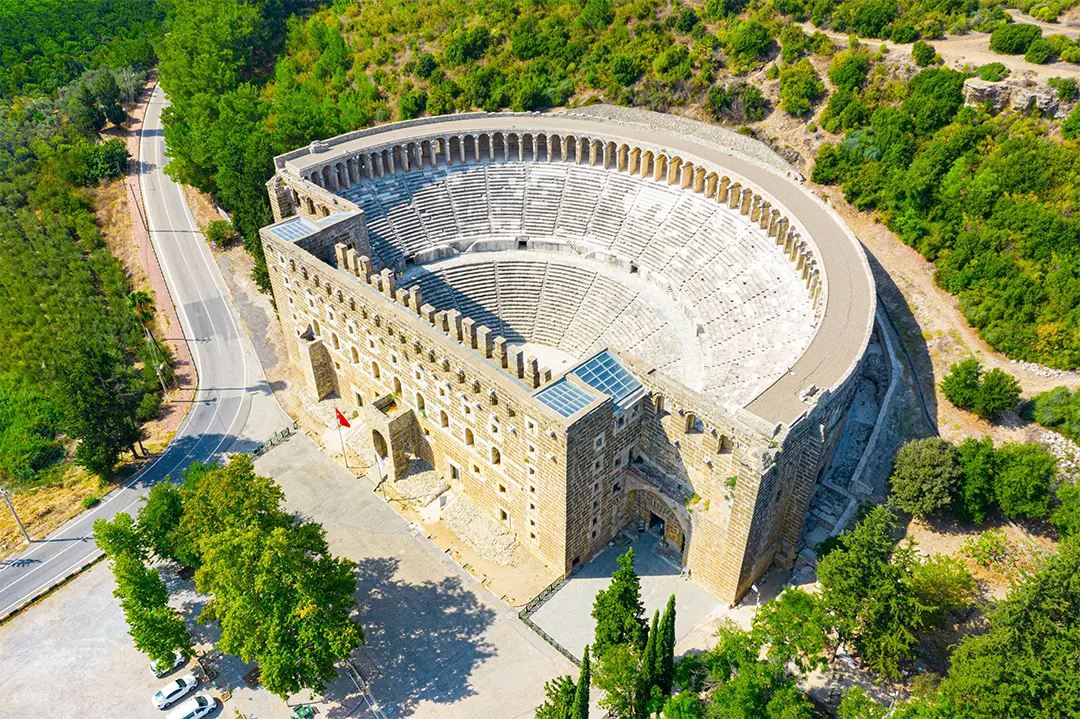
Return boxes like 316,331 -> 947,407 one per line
657,594 -> 676,694
571,644 -> 591,719
642,609 -> 660,691
591,548 -> 647,656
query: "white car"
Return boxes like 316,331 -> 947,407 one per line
152,674 -> 199,709
150,650 -> 187,678
165,694 -> 215,719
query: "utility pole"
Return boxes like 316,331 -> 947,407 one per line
1,488 -> 32,544
145,327 -> 173,401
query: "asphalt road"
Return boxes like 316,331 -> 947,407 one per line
0,85 -> 258,619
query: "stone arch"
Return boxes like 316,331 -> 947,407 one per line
492,132 -> 507,162
536,133 -> 549,161
522,133 -> 536,161
312,318 -> 321,336
439,409 -> 450,428
463,135 -> 478,163
563,135 -> 576,163
478,133 -> 492,162
680,161 -> 695,189
629,483 -> 691,558
372,429 -> 388,460
654,154 -> 668,182
605,141 -> 618,169
351,346 -> 360,364
391,145 -> 405,173
416,392 -> 426,413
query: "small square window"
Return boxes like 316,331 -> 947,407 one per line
525,417 -> 538,435
499,484 -> 507,494
612,482 -> 622,494
594,434 -> 605,451
529,502 -> 536,511
591,530 -> 597,539
473,464 -> 481,475
499,509 -> 509,522
529,519 -> 536,527
592,500 -> 599,510
530,531 -> 537,540
528,466 -> 537,477
529,484 -> 536,493
594,482 -> 599,492
592,518 -> 598,526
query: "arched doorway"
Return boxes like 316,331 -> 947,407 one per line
372,429 -> 389,476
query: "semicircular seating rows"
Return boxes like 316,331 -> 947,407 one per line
336,160 -> 816,407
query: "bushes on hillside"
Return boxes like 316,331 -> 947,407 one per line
779,59 -> 825,116
1027,385 -> 1080,443
889,438 -> 963,519
706,81 -> 768,123
890,436 -> 1057,522
989,23 -> 1042,55
941,358 -> 1021,421
911,40 -> 939,66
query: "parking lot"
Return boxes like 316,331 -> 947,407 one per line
0,434 -> 573,719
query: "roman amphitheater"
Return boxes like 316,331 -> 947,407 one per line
259,108 -> 875,604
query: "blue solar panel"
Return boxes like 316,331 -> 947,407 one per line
268,216 -> 318,242
569,350 -> 642,407
534,379 -> 598,418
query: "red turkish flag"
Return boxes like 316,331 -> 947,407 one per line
335,408 -> 351,428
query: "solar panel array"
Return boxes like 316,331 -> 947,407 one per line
534,379 -> 598,418
268,216 -> 317,242
569,350 -> 642,406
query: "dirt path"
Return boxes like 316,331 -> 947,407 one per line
800,22 -> 1080,83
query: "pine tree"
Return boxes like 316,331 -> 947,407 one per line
571,645 -> 590,719
535,675 -> 576,719
591,548 -> 647,657
657,594 -> 676,694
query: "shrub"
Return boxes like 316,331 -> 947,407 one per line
994,442 -> 1056,519
828,51 -> 871,91
989,24 -> 1042,55
413,51 -> 438,79
706,81 -> 768,123
83,494 -> 101,509
204,219 -> 237,248
976,62 -> 1010,82
912,40 -> 938,67
953,436 -> 997,525
780,24 -> 807,62
1049,76 -> 1079,102
941,359 -> 1020,421
961,528 -> 1009,568
890,438 -> 963,519
1024,39 -> 1055,64
910,554 -> 976,627
1063,104 -> 1080,139
1051,482 -> 1080,538
974,368 -> 1021,420
611,54 -> 642,86
778,59 -> 825,116
135,392 -> 162,422
398,89 -> 427,119
653,45 -> 692,81
1026,386 -> 1080,442
941,357 -> 982,410
728,19 -> 772,68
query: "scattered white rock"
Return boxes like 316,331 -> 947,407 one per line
440,492 -> 519,566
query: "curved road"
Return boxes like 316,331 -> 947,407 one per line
0,85 -> 270,619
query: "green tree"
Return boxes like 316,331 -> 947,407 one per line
642,609 -> 659,691
536,675 -> 577,719
994,442 -> 1056,519
1051,482 -> 1080,538
93,511 -> 146,560
889,438 -> 963,518
780,24 -> 808,63
174,455 -> 290,567
941,357 -> 982,411
936,538 -> 1080,718
973,368 -> 1021,420
591,547 -> 647,656
817,506 -> 928,680
838,687 -> 889,719
728,20 -> 771,70
953,436 -> 997,524
656,594 -> 676,694
751,587 -> 829,673
197,521 -> 363,698
572,645 -> 591,719
138,481 -> 184,560
113,551 -> 193,667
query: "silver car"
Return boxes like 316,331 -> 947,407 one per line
165,694 -> 215,719
152,674 -> 199,709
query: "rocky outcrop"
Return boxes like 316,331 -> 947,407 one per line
964,78 -> 1012,113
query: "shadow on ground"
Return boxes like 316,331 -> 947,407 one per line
349,556 -> 497,716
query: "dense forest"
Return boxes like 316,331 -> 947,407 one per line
157,0 -> 1080,368
0,1 -> 165,487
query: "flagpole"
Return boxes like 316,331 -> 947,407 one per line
339,422 -> 349,468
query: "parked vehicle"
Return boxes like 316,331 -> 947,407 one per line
152,674 -> 198,709
165,694 -> 215,719
150,650 -> 187,678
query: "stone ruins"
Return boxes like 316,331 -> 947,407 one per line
259,109 -> 876,604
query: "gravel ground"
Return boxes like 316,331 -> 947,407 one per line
440,492 -> 519,566
391,461 -> 450,506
